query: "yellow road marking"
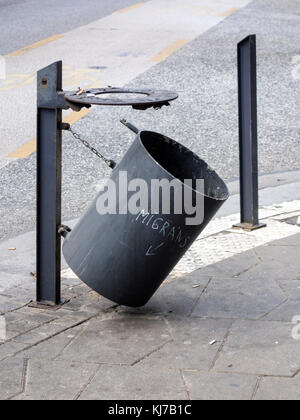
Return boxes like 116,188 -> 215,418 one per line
7,108 -> 91,159
150,40 -> 189,63
5,34 -> 64,57
221,7 -> 240,17
1,69 -> 102,92
0,74 -> 35,91
113,3 -> 145,14
7,138 -> 37,159
64,108 -> 91,125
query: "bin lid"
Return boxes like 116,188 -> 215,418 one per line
65,87 -> 178,110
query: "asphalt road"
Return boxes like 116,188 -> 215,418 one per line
0,0 -> 150,54
0,0 -> 299,240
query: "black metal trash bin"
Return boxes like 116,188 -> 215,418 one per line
63,131 -> 229,307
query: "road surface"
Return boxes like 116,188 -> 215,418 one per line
0,0 -> 299,239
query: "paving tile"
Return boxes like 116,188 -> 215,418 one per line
195,249 -> 260,278
183,370 -> 258,400
264,299 -> 300,322
278,279 -> 300,301
214,320 -> 300,376
2,284 -> 34,299
117,273 -> 210,317
0,273 -> 33,294
58,314 -> 171,365
248,244 -> 300,281
80,365 -> 186,400
191,276 -> 286,320
61,277 -> 82,288
3,311 -> 57,341
16,306 -> 57,318
2,330 -> 22,341
265,234 -> 300,247
6,310 -> 57,327
238,262 -> 300,286
254,375 -> 300,400
139,317 -> 231,370
0,240 -> 35,277
0,295 -> 28,313
61,284 -> 90,300
261,243 -> 300,260
0,358 -> 24,400
17,325 -> 83,360
13,323 -> 70,345
0,340 -> 29,361
13,360 -> 98,400
13,312 -> 91,345
50,312 -> 93,327
61,293 -> 114,313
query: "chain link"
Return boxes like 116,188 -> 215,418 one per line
67,127 -> 116,169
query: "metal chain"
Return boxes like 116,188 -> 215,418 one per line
67,126 -> 116,169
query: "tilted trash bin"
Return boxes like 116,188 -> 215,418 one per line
62,130 -> 229,307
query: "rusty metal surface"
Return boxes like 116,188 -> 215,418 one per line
65,87 -> 178,110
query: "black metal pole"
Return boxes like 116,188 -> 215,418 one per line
234,35 -> 266,231
36,61 -> 64,306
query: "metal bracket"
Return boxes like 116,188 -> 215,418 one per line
120,118 -> 139,134
58,225 -> 72,238
37,64 -> 70,110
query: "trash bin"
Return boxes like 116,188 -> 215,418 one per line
62,130 -> 229,307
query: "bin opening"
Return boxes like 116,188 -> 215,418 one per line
140,131 -> 229,200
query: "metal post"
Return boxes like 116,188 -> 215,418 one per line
35,61 -> 67,306
234,35 -> 266,231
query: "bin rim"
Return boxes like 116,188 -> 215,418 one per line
137,130 -> 229,201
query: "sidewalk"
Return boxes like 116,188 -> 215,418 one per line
0,195 -> 300,400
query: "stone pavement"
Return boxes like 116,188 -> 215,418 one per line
0,223 -> 300,399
